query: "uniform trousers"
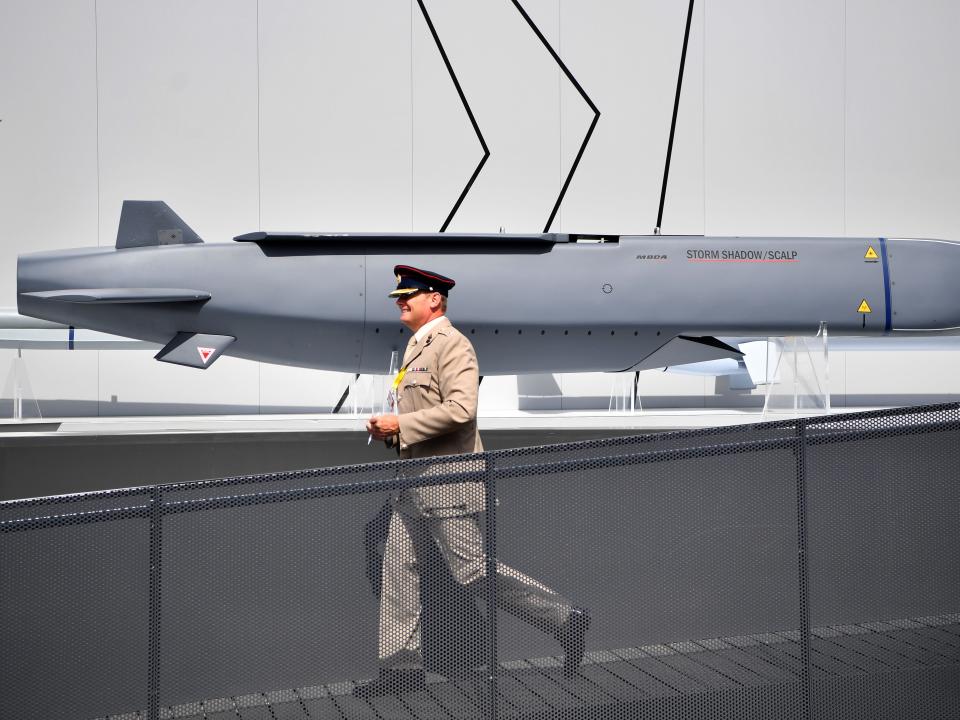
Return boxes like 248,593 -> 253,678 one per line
378,490 -> 573,669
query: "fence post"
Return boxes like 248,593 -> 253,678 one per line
147,486 -> 162,720
795,421 -> 812,720
483,454 -> 498,720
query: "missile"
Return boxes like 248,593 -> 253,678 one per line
16,201 -> 960,375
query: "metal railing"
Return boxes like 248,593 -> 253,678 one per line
2,403 -> 959,720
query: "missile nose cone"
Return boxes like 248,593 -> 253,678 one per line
887,239 -> 960,332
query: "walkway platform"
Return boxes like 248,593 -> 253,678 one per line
100,614 -> 960,720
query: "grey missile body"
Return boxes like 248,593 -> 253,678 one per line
16,201 -> 960,375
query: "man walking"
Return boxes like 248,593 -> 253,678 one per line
360,265 -> 589,697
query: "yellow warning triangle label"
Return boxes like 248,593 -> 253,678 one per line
858,299 -> 872,313
864,246 -> 879,260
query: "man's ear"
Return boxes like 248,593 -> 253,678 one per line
431,293 -> 442,311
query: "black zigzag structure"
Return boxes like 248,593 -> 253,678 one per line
655,0 -> 696,235
416,0 -> 490,233
511,0 -> 601,233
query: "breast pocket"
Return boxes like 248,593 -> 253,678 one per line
403,371 -> 433,393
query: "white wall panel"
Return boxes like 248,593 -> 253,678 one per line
0,349 -> 99,418
259,365 -> 354,412
410,0 -> 487,232
413,0 -> 562,233
558,370 -> 709,410
98,351 -> 259,414
558,0 -> 703,235
558,372 -> 621,411
845,0 -> 960,239
661,0 -> 705,236
517,374 -> 562,411
704,0 -> 844,236
96,0 -> 259,245
842,1 -> 960,396
259,0 -> 412,232
478,375 -> 520,412
94,0 -> 260,411
0,0 -> 98,304
844,351 -> 960,399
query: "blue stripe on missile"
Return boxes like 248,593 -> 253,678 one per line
879,238 -> 892,334
68,326 -> 75,350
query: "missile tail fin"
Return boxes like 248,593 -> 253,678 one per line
116,201 -> 204,249
630,335 -> 743,372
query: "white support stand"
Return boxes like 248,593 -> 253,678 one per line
762,322 -> 830,418
349,374 -> 372,417
381,350 -> 400,415
351,351 -> 400,417
2,348 -> 42,421
608,371 -> 641,414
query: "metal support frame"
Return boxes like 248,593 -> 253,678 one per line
5,403 -> 960,720
483,455 -> 499,720
147,487 -> 163,720
795,421 -> 813,719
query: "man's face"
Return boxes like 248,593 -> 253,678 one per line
396,291 -> 439,331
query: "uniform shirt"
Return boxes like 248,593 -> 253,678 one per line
394,317 -> 485,514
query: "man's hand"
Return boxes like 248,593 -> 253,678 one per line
367,414 -> 400,440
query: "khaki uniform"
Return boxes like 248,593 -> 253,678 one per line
395,319 -> 484,514
378,318 -> 572,669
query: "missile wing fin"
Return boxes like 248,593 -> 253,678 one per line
630,335 -> 744,372
22,288 -> 211,304
155,332 -> 235,369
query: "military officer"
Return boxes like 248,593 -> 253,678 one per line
359,265 -> 589,697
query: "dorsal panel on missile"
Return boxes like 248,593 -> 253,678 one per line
116,201 -> 203,249
233,231 -> 574,245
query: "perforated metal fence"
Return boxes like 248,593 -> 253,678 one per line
2,404 -> 959,720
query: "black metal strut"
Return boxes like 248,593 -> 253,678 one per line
511,0 -> 600,233
416,0 -> 490,232
655,0 -> 695,235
